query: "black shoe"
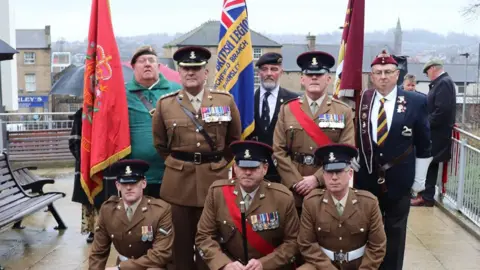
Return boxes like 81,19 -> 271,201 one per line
86,232 -> 94,243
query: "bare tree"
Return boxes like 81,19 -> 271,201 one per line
462,1 -> 480,19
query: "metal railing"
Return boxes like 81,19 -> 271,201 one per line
441,127 -> 480,227
0,112 -> 74,131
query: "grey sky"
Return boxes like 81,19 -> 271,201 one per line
11,0 -> 480,41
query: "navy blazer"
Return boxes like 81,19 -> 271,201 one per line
355,87 -> 431,200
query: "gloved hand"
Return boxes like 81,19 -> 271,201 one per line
351,155 -> 360,172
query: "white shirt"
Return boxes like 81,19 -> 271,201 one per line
370,86 -> 397,143
240,186 -> 259,201
259,85 -> 279,122
306,93 -> 326,114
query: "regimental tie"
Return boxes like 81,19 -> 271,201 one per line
336,202 -> 344,216
244,194 -> 251,210
260,92 -> 271,130
126,206 -> 133,222
377,98 -> 389,146
310,101 -> 318,115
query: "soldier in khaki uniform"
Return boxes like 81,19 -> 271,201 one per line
195,140 -> 299,270
273,51 -> 355,212
89,160 -> 174,270
298,144 -> 386,270
152,46 -> 242,270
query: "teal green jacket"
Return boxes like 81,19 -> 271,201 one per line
126,74 -> 181,184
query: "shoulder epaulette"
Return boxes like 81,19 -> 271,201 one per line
282,96 -> 301,105
209,89 -> 233,97
331,98 -> 351,108
266,182 -> 292,196
159,89 -> 180,100
304,189 -> 325,200
353,188 -> 377,201
210,179 -> 235,188
144,196 -> 169,208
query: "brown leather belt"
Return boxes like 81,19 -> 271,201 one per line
377,145 -> 413,193
171,151 -> 223,164
292,152 -> 320,166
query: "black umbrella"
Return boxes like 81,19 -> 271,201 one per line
50,64 -> 134,96
0,39 -> 17,61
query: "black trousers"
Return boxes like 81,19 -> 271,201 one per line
420,162 -> 439,201
144,183 -> 161,199
379,194 -> 411,270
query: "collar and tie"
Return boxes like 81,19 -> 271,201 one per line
377,97 -> 389,146
126,206 -> 134,221
260,91 -> 271,129
191,97 -> 201,112
310,101 -> 318,115
336,202 -> 344,216
244,194 -> 252,210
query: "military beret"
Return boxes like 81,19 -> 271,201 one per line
371,49 -> 398,67
296,51 -> 335,75
131,45 -> 157,66
230,140 -> 273,168
110,159 -> 149,184
423,58 -> 443,73
255,52 -> 283,67
173,46 -> 211,67
314,143 -> 357,172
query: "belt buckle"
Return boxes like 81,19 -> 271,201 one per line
304,155 -> 314,165
334,251 -> 348,264
193,152 -> 202,164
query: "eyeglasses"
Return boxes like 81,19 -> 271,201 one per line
136,57 -> 157,64
372,69 -> 397,76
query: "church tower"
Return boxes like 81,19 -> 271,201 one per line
394,18 -> 403,55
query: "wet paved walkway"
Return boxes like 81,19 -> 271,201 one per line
1,169 -> 479,269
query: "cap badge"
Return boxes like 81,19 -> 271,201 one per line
311,57 -> 318,66
190,51 -> 196,59
125,166 -> 132,175
244,149 -> 251,159
329,152 -> 336,162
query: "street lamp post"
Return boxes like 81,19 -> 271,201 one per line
460,53 -> 470,126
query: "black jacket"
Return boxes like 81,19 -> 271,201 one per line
427,72 -> 456,162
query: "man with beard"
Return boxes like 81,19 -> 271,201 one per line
249,52 -> 298,182
273,51 -> 355,215
353,50 -> 432,270
126,46 -> 181,198
152,46 -> 242,270
411,59 -> 456,207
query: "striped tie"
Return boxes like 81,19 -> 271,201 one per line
377,98 -> 388,146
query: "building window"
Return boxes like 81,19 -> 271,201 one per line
24,52 -> 36,64
25,74 -> 36,92
254,70 -> 261,88
253,48 -> 262,60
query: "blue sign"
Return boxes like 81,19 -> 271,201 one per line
18,96 -> 48,108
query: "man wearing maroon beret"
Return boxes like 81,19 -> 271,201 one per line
352,50 -> 432,269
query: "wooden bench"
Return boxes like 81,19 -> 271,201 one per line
6,129 -> 74,164
0,153 -> 67,231
12,165 -> 55,194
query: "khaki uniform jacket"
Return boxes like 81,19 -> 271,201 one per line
195,179 -> 299,270
297,188 -> 386,270
89,196 -> 174,270
152,89 -> 242,207
273,95 -> 355,206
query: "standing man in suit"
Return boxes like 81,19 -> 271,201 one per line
250,52 -> 298,182
411,59 -> 456,207
353,50 -> 432,270
273,51 -> 355,215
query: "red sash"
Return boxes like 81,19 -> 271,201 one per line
221,185 -> 275,255
288,100 -> 331,146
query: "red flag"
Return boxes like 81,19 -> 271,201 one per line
333,0 -> 365,107
81,0 -> 131,203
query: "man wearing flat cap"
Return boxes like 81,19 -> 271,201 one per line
152,46 -> 242,270
126,45 -> 181,198
196,140 -> 299,270
411,59 -> 456,207
273,51 -> 355,215
89,160 -> 174,270
249,52 -> 299,182
297,144 -> 386,270
353,50 -> 432,270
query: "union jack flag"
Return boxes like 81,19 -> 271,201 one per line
220,0 -> 247,29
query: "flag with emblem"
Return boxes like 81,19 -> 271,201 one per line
81,0 -> 131,203
214,0 -> 255,139
333,0 -> 365,103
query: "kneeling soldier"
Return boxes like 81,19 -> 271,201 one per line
89,160 -> 174,270
298,144 -> 386,270
196,140 -> 299,270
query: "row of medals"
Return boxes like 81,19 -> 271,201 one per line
141,225 -> 154,242
318,114 -> 345,129
201,106 -> 232,123
250,212 -> 280,232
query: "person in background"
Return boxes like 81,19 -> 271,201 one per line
69,108 -> 97,244
403,74 -> 426,96
126,45 -> 181,198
